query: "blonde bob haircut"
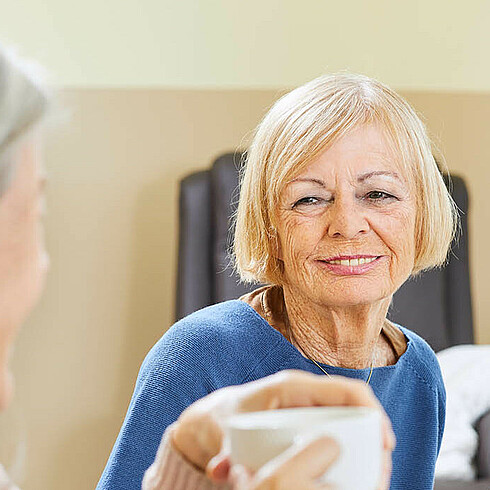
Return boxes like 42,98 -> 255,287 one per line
234,73 -> 458,285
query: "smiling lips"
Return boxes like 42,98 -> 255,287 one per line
323,255 -> 379,266
318,255 -> 382,275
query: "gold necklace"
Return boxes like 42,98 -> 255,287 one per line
261,291 -> 377,385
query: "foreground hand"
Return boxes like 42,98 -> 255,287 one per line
230,433 -> 392,490
171,370 -> 395,487
230,435 -> 341,490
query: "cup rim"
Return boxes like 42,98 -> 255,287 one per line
225,406 -> 379,431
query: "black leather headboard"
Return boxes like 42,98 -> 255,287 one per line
176,152 -> 473,352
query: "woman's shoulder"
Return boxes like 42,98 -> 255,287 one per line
395,325 -> 446,395
398,325 -> 435,354
168,299 -> 266,340
140,300 -> 278,378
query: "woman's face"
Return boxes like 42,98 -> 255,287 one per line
0,137 -> 48,410
275,124 -> 417,308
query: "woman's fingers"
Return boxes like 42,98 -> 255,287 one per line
230,437 -> 393,490
239,371 -> 396,451
257,435 -> 340,482
230,435 -> 340,490
240,371 -> 380,410
381,415 -> 396,451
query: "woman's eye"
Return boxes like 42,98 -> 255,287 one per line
365,191 -> 396,201
292,196 -> 321,208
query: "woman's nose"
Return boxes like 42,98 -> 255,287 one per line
326,197 -> 370,239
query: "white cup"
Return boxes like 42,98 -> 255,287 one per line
225,406 -> 382,490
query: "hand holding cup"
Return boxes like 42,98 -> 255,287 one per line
169,370 -> 395,488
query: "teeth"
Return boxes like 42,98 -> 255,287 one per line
326,257 -> 377,266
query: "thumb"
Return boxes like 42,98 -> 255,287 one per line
277,435 -> 340,480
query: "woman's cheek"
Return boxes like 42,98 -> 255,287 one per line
26,222 -> 49,311
281,220 -> 307,263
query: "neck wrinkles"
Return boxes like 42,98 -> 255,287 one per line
282,285 -> 391,369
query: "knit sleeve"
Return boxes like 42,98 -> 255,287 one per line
142,425 -> 229,490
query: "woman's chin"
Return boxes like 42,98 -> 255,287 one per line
311,288 -> 393,308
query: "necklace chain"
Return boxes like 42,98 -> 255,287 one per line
261,292 -> 376,385
286,321 -> 376,385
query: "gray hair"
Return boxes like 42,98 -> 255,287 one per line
0,46 -> 49,197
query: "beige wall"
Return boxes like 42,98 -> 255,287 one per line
9,88 -> 490,489
2,0 -> 490,90
403,91 -> 490,348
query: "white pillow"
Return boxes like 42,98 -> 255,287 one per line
435,344 -> 490,480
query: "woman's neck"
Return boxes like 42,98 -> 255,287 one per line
282,285 -> 391,369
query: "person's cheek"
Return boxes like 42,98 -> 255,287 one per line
34,223 -> 49,301
39,222 -> 49,271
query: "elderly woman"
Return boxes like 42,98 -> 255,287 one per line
99,73 -> 455,490
0,48 -> 49,488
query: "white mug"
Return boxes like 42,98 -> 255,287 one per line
224,406 -> 382,490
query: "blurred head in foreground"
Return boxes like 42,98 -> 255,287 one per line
0,46 -> 50,410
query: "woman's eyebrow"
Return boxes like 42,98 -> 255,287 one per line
288,177 -> 325,187
357,171 -> 401,182
288,171 -> 402,187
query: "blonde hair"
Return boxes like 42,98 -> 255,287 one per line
234,73 -> 458,284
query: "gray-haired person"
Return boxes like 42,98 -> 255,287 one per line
0,46 -> 49,489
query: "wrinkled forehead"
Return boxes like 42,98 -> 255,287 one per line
274,124 -> 418,199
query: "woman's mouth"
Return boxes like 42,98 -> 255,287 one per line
317,255 -> 383,275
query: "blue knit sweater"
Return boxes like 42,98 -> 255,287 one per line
98,300 -> 445,490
